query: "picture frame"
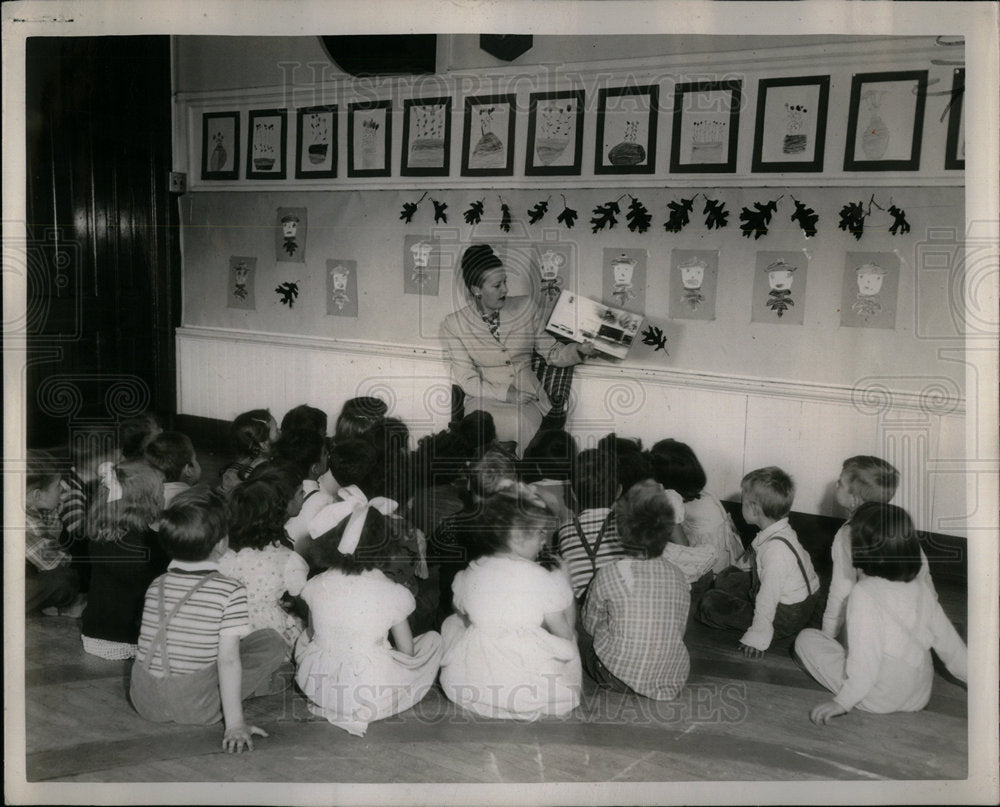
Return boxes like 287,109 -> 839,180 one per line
295,105 -> 337,179
401,96 -> 452,177
246,108 -> 287,180
594,84 -> 659,175
670,80 -> 742,173
461,93 -> 516,177
843,70 -> 928,171
944,68 -> 965,170
751,75 -> 830,172
200,111 -> 240,180
524,90 -> 585,176
347,99 -> 391,178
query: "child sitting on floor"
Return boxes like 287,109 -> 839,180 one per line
821,455 -> 935,639
520,428 -> 578,520
440,484 -> 581,720
271,428 -> 331,553
143,431 -> 202,507
294,499 -> 442,737
118,412 -> 163,462
696,466 -> 819,658
332,395 -> 388,444
219,409 -> 278,494
795,502 -> 966,723
220,472 -> 309,654
129,488 -> 286,753
581,479 -> 690,700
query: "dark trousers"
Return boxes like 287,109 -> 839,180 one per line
25,562 -> 80,612
695,567 -> 817,640
577,626 -> 635,694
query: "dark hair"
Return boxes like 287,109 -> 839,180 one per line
334,396 -> 388,442
648,439 -> 706,502
460,243 -> 503,291
521,429 -> 578,484
841,455 -> 899,504
26,448 -> 63,492
309,507 -> 414,576
474,486 -> 558,557
280,404 -> 328,436
270,428 -> 326,481
598,433 -> 650,494
454,410 -> 496,456
571,447 -> 618,510
328,438 -> 380,493
363,417 -> 411,503
158,487 -> 228,562
849,502 -> 922,582
228,475 -> 293,551
615,479 -> 676,559
230,409 -> 274,460
244,461 -> 301,500
741,466 -> 795,519
143,431 -> 195,482
119,412 -> 162,460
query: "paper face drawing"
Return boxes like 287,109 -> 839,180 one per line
410,240 -> 433,285
275,207 -> 307,263
611,253 -> 637,306
326,258 -> 359,317
840,252 -> 898,329
765,260 -> 796,317
539,249 -> 565,297
680,258 -> 707,310
751,251 -> 807,325
227,255 -> 256,310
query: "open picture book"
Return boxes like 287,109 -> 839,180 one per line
545,289 -> 644,360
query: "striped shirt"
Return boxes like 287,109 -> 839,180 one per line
582,556 -> 691,700
135,561 -> 251,675
556,508 -> 627,597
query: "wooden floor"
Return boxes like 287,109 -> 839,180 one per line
19,580 -> 967,789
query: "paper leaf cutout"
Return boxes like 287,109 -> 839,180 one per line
790,199 -> 819,238
463,199 -> 485,225
527,198 -> 550,225
888,204 -> 911,236
432,199 -> 448,225
838,201 -> 867,240
626,197 -> 652,233
641,325 -> 669,354
739,200 -> 779,240
703,197 -> 729,230
500,203 -> 512,233
275,281 -> 299,308
590,200 -> 621,233
399,201 -> 419,223
557,204 -> 578,229
664,197 -> 695,233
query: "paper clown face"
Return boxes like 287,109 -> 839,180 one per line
680,258 -> 707,310
611,253 -> 637,306
330,265 -> 351,310
281,215 -> 301,257
539,250 -> 565,297
764,260 -> 796,318
856,263 -> 886,296
410,241 -> 433,283
233,263 -> 249,299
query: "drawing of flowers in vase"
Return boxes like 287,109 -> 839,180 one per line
859,90 -> 890,160
471,106 -> 504,169
691,120 -> 725,163
608,119 -> 645,166
253,121 -> 278,171
361,118 -> 380,168
782,103 -> 808,155
409,104 -> 446,168
535,101 -> 575,166
210,130 -> 228,172
306,114 -> 329,165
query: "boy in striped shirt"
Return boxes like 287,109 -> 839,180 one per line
129,488 -> 286,753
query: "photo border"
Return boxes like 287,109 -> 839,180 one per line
594,84 -> 659,175
945,67 -> 965,170
843,69 -> 928,171
669,79 -> 742,174
200,110 -> 240,180
347,99 -> 392,178
751,75 -> 830,173
245,108 -> 287,180
524,89 -> 585,176
294,105 -> 337,180
401,96 -> 452,177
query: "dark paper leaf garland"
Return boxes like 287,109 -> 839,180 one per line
664,196 -> 695,233
463,199 -> 485,225
400,191 -> 427,223
641,325 -> 669,354
790,198 -> 819,238
557,204 -> 578,229
739,199 -> 780,240
590,198 -> 622,233
888,204 -> 911,235
527,197 -> 550,225
431,199 -> 448,225
703,197 -> 729,230
838,201 -> 867,240
275,281 -> 299,308
625,196 -> 652,233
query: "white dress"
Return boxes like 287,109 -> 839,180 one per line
294,568 -> 442,737
680,492 -> 745,574
440,554 -> 581,720
218,543 -> 308,648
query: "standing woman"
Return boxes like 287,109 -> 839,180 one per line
440,244 -> 593,452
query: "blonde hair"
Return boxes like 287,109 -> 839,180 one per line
741,466 -> 794,519
615,479 -> 676,558
86,459 -> 164,543
842,455 -> 899,503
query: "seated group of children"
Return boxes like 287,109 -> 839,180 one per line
24,400 -> 967,752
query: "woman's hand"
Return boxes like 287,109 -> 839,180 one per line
809,700 -> 848,725
222,723 -> 268,753
575,342 -> 597,360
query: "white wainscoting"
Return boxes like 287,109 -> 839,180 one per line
177,326 -> 968,536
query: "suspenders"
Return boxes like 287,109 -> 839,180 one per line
761,535 -> 813,596
141,572 -> 220,676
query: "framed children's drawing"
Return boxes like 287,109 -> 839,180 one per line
347,100 -> 391,178
595,85 -> 658,175
843,70 -> 928,171
246,108 -> 287,180
401,97 -> 452,176
295,105 -> 337,179
944,68 -> 965,170
524,90 -> 585,176
670,80 -> 742,173
201,111 -> 240,180
751,75 -> 830,172
461,94 -> 516,176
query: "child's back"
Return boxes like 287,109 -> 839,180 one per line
679,492 -> 744,573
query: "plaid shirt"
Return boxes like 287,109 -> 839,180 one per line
556,508 -> 627,598
582,556 -> 691,700
26,511 -> 71,571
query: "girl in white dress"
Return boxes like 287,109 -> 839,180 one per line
440,484 -> 581,720
294,486 -> 442,737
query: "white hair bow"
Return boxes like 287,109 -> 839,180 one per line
98,461 -> 123,504
307,485 -> 397,555
663,488 -> 686,524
